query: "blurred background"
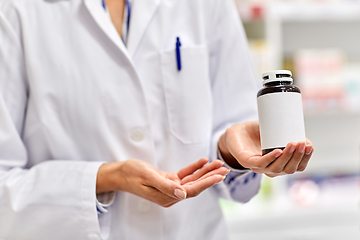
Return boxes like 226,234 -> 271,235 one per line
220,0 -> 360,239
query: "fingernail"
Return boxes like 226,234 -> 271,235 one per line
298,144 -> 306,154
174,189 -> 187,200
289,145 -> 296,154
223,169 -> 231,176
218,176 -> 226,183
275,151 -> 282,158
305,147 -> 313,155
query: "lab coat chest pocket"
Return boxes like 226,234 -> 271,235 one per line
160,46 -> 212,144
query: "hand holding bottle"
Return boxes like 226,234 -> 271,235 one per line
218,121 -> 313,178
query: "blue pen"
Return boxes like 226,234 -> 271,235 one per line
176,37 -> 182,71
126,0 -> 131,35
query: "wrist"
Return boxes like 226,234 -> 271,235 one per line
218,133 -> 249,170
96,161 -> 123,194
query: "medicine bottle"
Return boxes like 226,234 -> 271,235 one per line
257,70 -> 306,155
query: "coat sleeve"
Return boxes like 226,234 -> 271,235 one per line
208,0 -> 262,203
0,2 -> 105,239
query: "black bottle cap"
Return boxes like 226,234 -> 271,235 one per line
262,70 -> 293,85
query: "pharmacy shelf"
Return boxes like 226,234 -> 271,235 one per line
233,5 -> 360,239
263,2 -> 360,70
239,2 -> 360,70
238,2 -> 360,23
269,2 -> 360,22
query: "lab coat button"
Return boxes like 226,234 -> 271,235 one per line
131,129 -> 144,142
88,233 -> 101,240
138,200 -> 151,213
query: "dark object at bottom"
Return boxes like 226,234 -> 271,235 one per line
262,147 -> 285,156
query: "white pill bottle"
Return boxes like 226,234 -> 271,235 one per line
257,70 -> 306,155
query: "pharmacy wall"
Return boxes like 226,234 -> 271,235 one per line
220,1 -> 360,239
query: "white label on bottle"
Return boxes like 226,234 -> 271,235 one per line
257,92 -> 306,150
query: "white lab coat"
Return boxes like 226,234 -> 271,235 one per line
0,0 -> 261,239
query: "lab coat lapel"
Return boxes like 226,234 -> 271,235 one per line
127,0 -> 161,57
83,0 -> 131,59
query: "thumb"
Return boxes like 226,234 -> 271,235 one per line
150,174 -> 187,200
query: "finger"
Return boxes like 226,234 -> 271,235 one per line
249,149 -> 283,170
264,142 -> 297,174
139,185 -> 179,208
147,172 -> 187,200
184,174 -> 225,198
177,158 -> 209,179
297,145 -> 314,172
181,167 -> 230,185
282,142 -> 306,174
178,160 -> 223,184
305,144 -> 313,156
194,167 -> 230,182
